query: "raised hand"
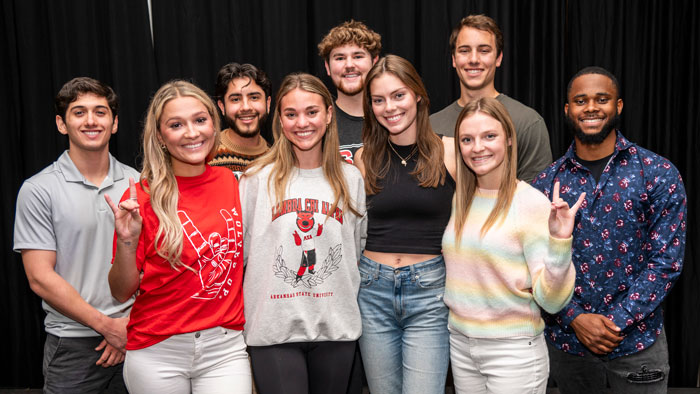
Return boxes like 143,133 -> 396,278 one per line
105,177 -> 142,244
548,181 -> 586,239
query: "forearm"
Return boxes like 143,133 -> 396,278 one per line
109,238 -> 140,303
531,236 -> 576,314
27,268 -> 113,334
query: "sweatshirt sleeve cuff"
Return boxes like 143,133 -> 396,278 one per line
548,235 -> 573,267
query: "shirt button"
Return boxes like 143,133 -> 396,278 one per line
195,332 -> 201,338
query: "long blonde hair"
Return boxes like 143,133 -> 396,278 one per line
141,80 -> 221,270
362,55 -> 446,194
453,97 -> 517,240
246,72 -> 360,218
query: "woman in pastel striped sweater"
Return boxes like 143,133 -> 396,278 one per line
442,97 -> 584,394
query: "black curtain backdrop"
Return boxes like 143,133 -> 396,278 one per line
1,0 -> 697,388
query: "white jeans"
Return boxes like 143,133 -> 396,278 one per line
449,330 -> 549,394
124,326 -> 251,394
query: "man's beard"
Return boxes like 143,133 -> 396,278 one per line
225,111 -> 268,138
336,78 -> 364,96
566,112 -> 621,145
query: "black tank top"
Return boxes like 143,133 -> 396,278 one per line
365,142 -> 455,255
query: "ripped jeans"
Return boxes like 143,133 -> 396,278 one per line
548,327 -> 669,394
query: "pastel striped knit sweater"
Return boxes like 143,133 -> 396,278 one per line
442,181 -> 575,338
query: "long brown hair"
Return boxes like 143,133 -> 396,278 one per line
141,80 -> 221,270
246,72 -> 361,218
453,97 -> 517,240
362,54 -> 446,194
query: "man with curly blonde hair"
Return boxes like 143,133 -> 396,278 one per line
318,20 -> 381,164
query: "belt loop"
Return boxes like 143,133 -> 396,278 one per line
409,264 -> 417,282
373,259 -> 380,280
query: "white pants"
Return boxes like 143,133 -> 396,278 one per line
124,326 -> 252,394
449,330 -> 549,394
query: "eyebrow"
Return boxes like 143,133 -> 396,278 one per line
457,44 -> 492,49
283,105 -> 321,111
164,110 -> 208,123
390,88 -> 408,96
460,128 -> 500,136
70,105 -> 109,111
332,50 -> 367,57
572,92 -> 612,99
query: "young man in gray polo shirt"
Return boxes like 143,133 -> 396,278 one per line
14,77 -> 139,393
430,14 -> 552,183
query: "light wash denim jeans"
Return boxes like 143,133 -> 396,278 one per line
357,254 -> 449,394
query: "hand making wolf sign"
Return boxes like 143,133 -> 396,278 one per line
104,177 -> 142,302
548,181 -> 586,239
105,177 -> 142,244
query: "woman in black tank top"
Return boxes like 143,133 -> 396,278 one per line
354,55 -> 457,394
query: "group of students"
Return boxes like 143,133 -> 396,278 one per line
14,14 -> 686,394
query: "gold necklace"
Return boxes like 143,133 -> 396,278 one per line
388,140 -> 418,166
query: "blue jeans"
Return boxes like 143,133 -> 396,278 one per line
357,255 -> 449,394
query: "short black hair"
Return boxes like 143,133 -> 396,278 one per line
55,77 -> 118,120
215,63 -> 271,102
567,66 -> 621,99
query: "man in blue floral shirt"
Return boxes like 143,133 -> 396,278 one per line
532,66 -> 686,393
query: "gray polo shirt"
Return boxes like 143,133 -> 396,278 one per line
14,150 -> 139,337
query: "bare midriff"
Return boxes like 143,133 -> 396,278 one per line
363,250 -> 440,268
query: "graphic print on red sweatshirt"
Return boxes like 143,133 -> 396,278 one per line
271,197 -> 344,289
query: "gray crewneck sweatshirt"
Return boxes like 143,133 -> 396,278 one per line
240,164 -> 367,346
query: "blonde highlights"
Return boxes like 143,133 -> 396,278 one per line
246,72 -> 361,219
140,80 -> 221,270
453,97 -> 517,241
362,55 -> 446,195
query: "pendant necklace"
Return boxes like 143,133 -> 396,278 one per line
388,140 -> 418,166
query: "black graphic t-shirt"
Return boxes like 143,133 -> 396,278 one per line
336,103 -> 363,165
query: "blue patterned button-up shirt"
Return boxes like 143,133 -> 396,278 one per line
532,131 -> 686,359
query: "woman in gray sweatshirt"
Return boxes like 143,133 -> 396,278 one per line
239,73 -> 367,394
